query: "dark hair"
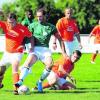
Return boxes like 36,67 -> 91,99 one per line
7,13 -> 17,20
36,8 -> 46,15
27,9 -> 33,15
74,50 -> 82,58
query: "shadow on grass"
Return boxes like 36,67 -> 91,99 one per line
3,87 -> 100,94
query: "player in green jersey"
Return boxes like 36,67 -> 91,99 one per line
15,9 -> 63,92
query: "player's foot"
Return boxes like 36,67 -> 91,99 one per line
0,84 -> 4,89
31,87 -> 38,91
15,80 -> 23,87
37,81 -> 43,92
91,61 -> 95,64
13,90 -> 19,95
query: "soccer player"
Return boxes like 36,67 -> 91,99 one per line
89,19 -> 100,64
34,50 -> 82,90
21,9 -> 34,52
0,13 -> 33,94
56,8 -> 82,57
15,9 -> 63,92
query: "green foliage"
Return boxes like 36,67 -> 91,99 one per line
1,0 -> 100,34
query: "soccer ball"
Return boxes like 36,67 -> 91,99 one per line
18,85 -> 30,95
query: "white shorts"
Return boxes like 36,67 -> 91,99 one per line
29,46 -> 52,62
0,51 -> 23,67
64,37 -> 80,56
91,44 -> 100,52
47,71 -> 68,86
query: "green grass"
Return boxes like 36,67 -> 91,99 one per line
0,53 -> 100,100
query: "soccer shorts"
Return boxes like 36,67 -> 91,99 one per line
0,51 -> 23,68
64,37 -> 80,56
29,46 -> 52,62
47,71 -> 68,86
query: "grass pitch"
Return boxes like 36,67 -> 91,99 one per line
0,53 -> 100,100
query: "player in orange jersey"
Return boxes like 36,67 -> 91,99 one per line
33,50 -> 82,90
0,13 -> 34,94
89,19 -> 100,64
56,8 -> 82,57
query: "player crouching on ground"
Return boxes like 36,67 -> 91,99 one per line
33,50 -> 82,90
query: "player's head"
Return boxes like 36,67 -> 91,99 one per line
71,50 -> 82,63
64,7 -> 73,19
7,13 -> 17,28
26,9 -> 34,19
36,9 -> 46,23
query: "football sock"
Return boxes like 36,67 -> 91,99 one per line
19,67 -> 29,81
39,68 -> 51,82
13,73 -> 19,90
91,54 -> 97,62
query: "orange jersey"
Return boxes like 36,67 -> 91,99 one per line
56,17 -> 79,41
0,21 -> 32,53
91,25 -> 100,44
52,56 -> 74,78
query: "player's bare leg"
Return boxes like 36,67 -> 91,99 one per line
0,66 -> 6,89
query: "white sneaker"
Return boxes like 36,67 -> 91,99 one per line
91,61 -> 95,64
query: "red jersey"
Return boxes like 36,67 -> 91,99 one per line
52,56 -> 74,78
56,17 -> 79,41
91,25 -> 100,44
0,21 -> 32,53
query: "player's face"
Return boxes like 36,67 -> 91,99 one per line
27,12 -> 33,19
65,9 -> 72,19
71,52 -> 80,63
7,17 -> 16,28
36,12 -> 44,22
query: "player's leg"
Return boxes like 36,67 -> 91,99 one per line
57,77 -> 76,90
91,50 -> 98,64
15,53 -> 38,87
11,53 -> 23,94
43,71 -> 57,89
37,48 -> 53,92
0,52 -> 10,89
0,65 -> 6,88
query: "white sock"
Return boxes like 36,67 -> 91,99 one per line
40,69 -> 51,81
19,67 -> 29,81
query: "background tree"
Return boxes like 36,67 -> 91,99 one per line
1,0 -> 100,34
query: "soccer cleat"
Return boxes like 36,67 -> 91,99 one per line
37,81 -> 43,92
15,80 -> 23,87
91,61 -> 95,64
0,84 -> 4,89
13,90 -> 19,95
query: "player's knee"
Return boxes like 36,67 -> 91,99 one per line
0,66 -> 6,76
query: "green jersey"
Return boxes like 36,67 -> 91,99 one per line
29,21 -> 57,47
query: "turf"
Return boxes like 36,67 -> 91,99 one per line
0,53 -> 100,100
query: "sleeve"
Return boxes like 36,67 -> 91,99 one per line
56,19 -> 63,34
21,18 -> 28,26
24,26 -> 32,37
90,26 -> 98,36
